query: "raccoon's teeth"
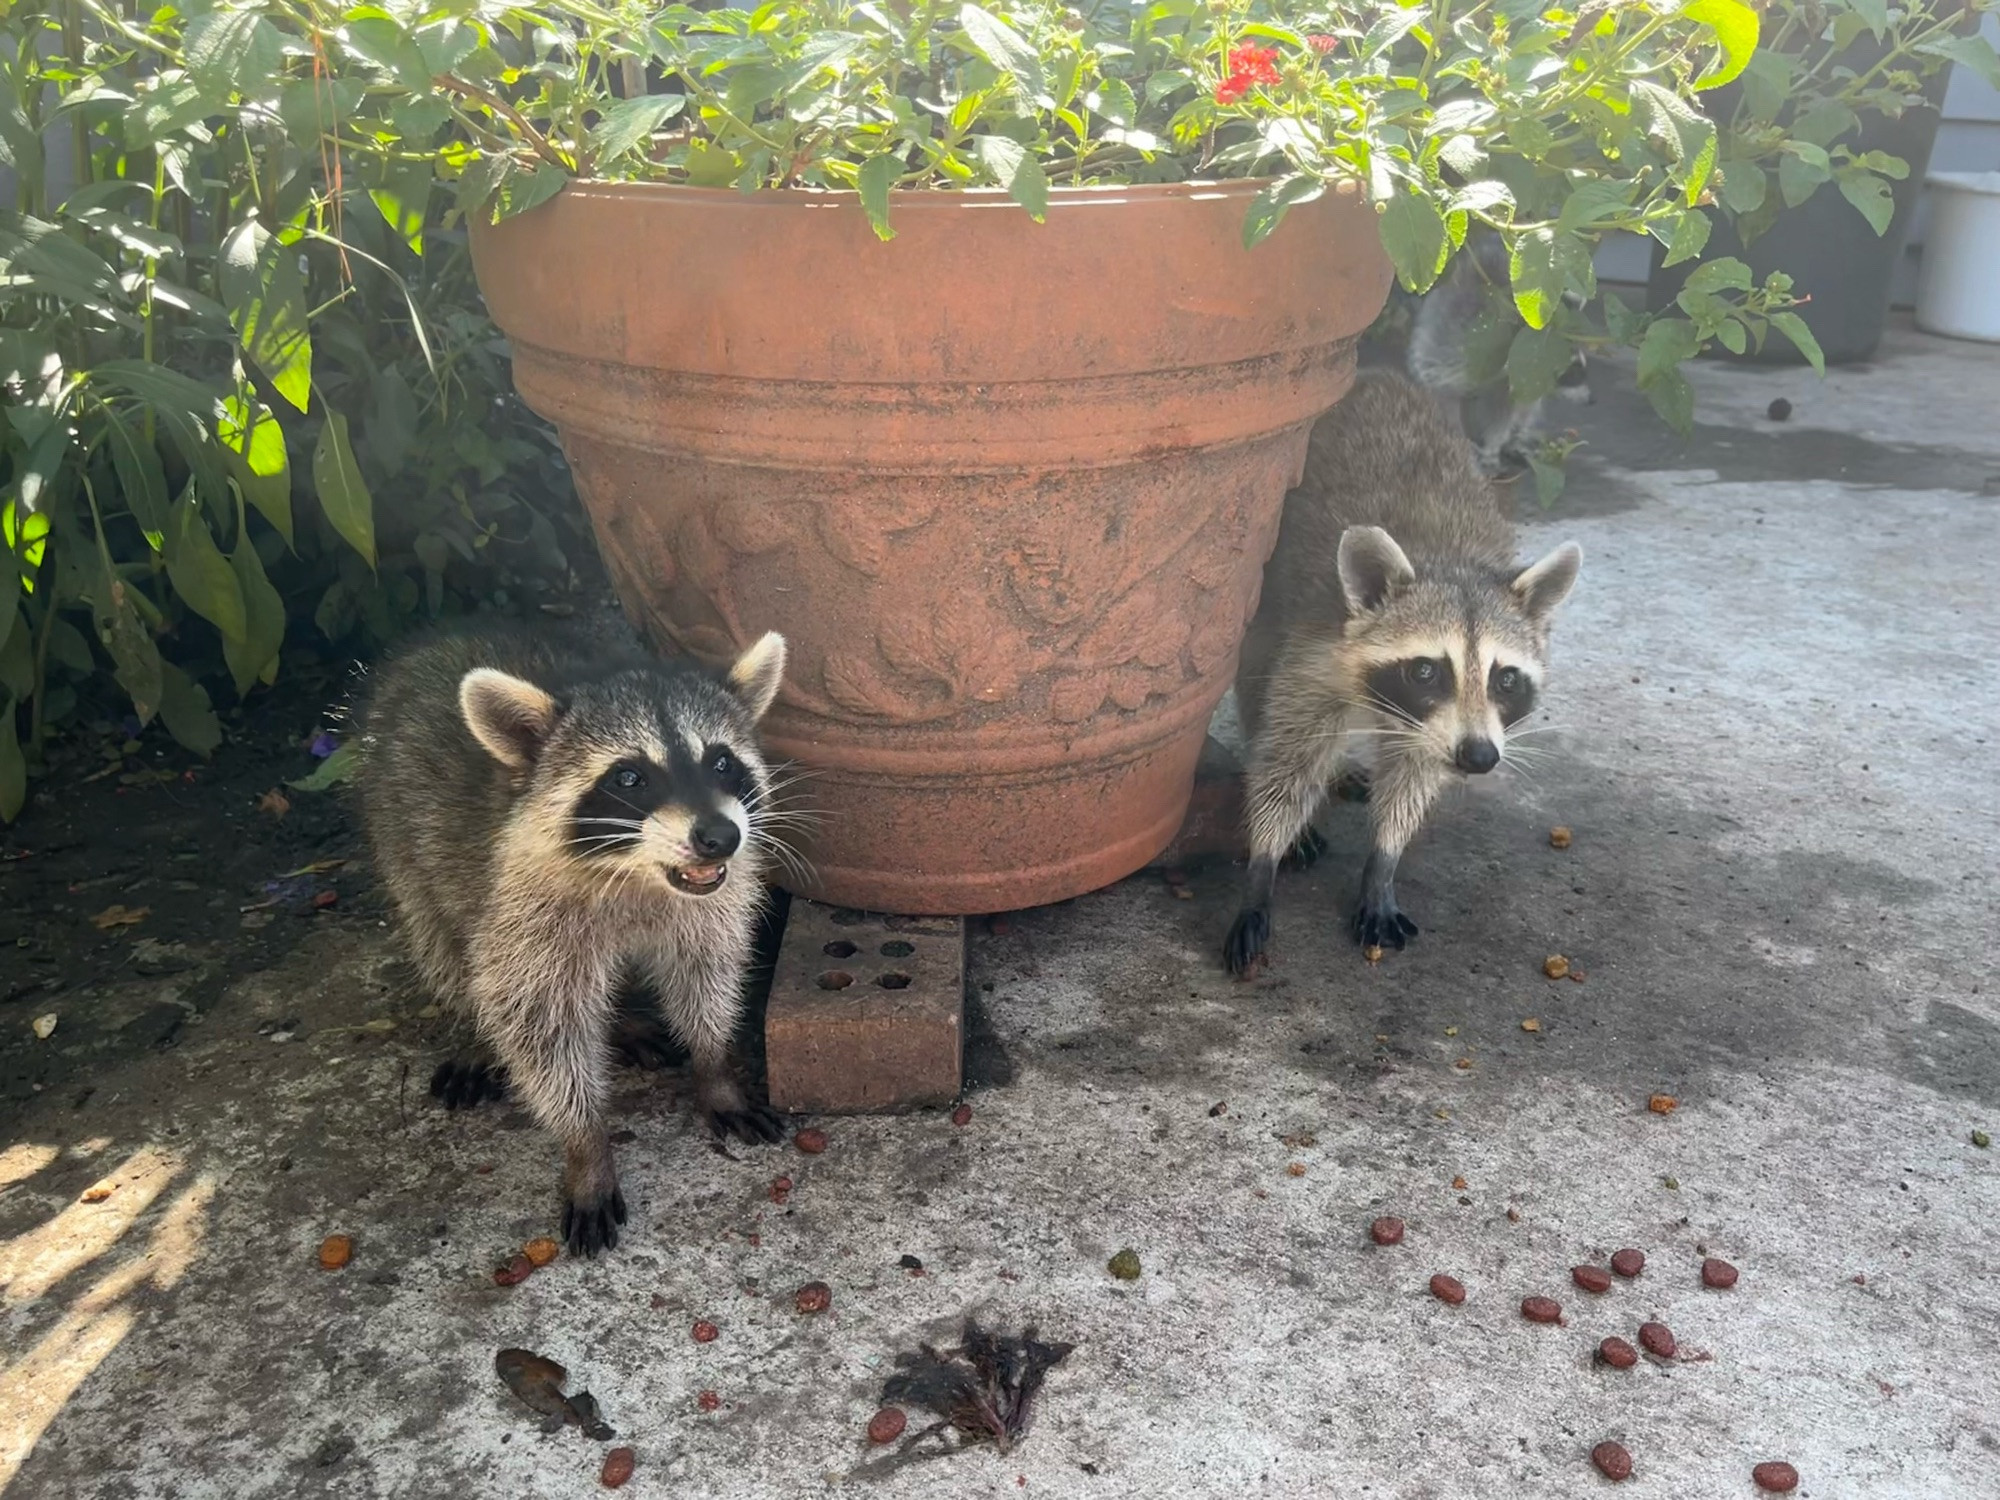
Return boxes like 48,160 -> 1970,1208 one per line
682,863 -> 725,885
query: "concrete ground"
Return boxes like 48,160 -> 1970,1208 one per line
3,318 -> 1998,1499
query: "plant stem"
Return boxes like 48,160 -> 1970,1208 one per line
433,74 -> 575,172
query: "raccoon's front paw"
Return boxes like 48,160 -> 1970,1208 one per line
1282,825 -> 1329,871
706,1098 -> 785,1146
561,1185 -> 628,1257
430,1058 -> 510,1111
1351,897 -> 1419,952
1223,908 -> 1271,978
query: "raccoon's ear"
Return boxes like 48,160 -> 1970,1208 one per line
459,669 -> 561,770
726,631 -> 787,722
1511,541 -> 1583,622
1337,526 -> 1417,613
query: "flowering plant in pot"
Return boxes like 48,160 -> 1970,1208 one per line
125,0 -> 1797,909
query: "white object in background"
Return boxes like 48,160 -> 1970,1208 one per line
1915,171 -> 2000,342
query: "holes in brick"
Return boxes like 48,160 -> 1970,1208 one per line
822,941 -> 858,958
817,971 -> 855,990
879,941 -> 915,958
876,973 -> 912,990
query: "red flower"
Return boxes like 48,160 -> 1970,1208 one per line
1228,43 -> 1282,85
1214,75 -> 1251,104
1307,33 -> 1338,54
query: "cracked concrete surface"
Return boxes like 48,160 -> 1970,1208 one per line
2,319 -> 1997,1499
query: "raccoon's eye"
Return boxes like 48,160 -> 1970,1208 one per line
613,767 -> 645,790
1496,667 -> 1522,694
1407,659 -> 1439,684
708,749 -> 735,779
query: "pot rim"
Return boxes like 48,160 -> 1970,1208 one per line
536,175 -> 1361,213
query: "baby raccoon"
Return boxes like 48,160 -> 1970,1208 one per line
1403,231 -> 1592,473
358,625 -> 789,1254
1224,372 -> 1582,977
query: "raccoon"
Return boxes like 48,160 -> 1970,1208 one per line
1223,372 -> 1582,977
357,625 -> 790,1254
1403,231 -> 1592,473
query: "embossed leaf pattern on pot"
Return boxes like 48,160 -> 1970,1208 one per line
710,496 -> 794,556
1050,672 -> 1112,724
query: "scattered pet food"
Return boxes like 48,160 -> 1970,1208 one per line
1611,1248 -> 1645,1278
1752,1460 -> 1800,1493
1521,1018 -> 1542,1033
1521,1296 -> 1563,1324
1549,826 -> 1573,849
1286,1162 -> 1307,1177
1451,1175 -> 1467,1191
522,1237 -> 560,1268
1572,1265 -> 1612,1294
1107,1248 -> 1142,1281
31,1013 -> 58,1040
80,1184 -> 114,1204
795,1281 -> 833,1314
1363,944 -> 1385,964
495,1349 -> 614,1439
1701,1257 -> 1740,1289
1597,1337 -> 1639,1369
770,1175 -> 794,1205
795,1128 -> 829,1155
1505,1207 -> 1522,1223
1369,1216 -> 1406,1247
599,1447 -> 636,1489
312,889 -> 339,910
1767,397 -> 1792,422
256,788 -> 292,819
1591,1441 -> 1634,1481
1543,954 -> 1570,980
1648,1094 -> 1678,1115
1637,1321 -> 1676,1359
317,1234 -> 353,1270
494,1254 -> 534,1287
881,1319 -> 1075,1456
90,904 -> 150,930
1454,1057 -> 1474,1071
1429,1274 -> 1466,1305
697,1390 -> 721,1413
692,1321 -> 720,1343
951,1104 -> 973,1127
867,1407 -> 908,1444
1973,1129 -> 1991,1149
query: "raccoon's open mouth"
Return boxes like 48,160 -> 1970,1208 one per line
667,862 -> 728,896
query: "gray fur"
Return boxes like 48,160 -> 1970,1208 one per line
356,625 -> 789,1253
1225,373 -> 1582,976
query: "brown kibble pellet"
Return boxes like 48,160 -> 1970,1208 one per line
317,1234 -> 353,1271
951,1103 -> 973,1127
769,1175 -> 793,1204
1521,1295 -> 1562,1324
794,1127 -> 829,1154
1549,826 -> 1573,849
1363,943 -> 1385,964
1648,1093 -> 1678,1115
1572,1265 -> 1613,1294
1429,1273 -> 1466,1305
493,1253 -> 533,1287
696,1390 -> 721,1412
1451,1175 -> 1467,1190
599,1447 -> 636,1488
1521,1017 -> 1542,1033
1638,1320 -> 1676,1358
1591,1441 -> 1634,1481
1752,1460 -> 1800,1493
1611,1248 -> 1645,1278
867,1407 -> 907,1444
1543,954 -> 1571,980
1597,1336 -> 1639,1369
522,1237 -> 560,1268
1702,1256 -> 1739,1289
795,1280 -> 832,1314
81,1185 -> 114,1204
692,1320 -> 720,1343
1369,1216 -> 1405,1246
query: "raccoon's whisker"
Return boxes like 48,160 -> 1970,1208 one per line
571,816 -> 647,829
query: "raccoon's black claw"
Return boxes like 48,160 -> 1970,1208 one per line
1224,908 -> 1271,978
707,1100 -> 785,1146
1352,901 -> 1419,951
561,1186 -> 628,1257
1282,826 -> 1329,871
430,1058 -> 510,1111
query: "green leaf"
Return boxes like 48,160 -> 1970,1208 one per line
47,618 -> 93,675
1506,325 -> 1577,405
1849,0 -> 1889,38
288,739 -> 358,791
183,9 -> 282,107
10,412 -> 71,516
1716,318 -> 1747,355
164,486 -> 247,644
1556,181 -> 1635,233
1914,34 -> 2000,92
1526,452 -> 1566,508
0,613 -> 27,698
1683,0 -> 1760,90
223,532 -> 286,695
1768,311 -> 1825,376
341,17 -> 432,90
1448,181 -> 1516,221
1791,100 -> 1861,150
0,696 -> 23,822
959,4 -> 1051,107
278,76 -> 362,149
311,412 -> 376,568
1683,256 -> 1752,297
1837,172 -> 1895,236
857,151 -> 901,241
220,220 -> 314,414
1631,80 -> 1718,202
100,577 -> 162,724
1243,176 -> 1323,248
1777,143 -> 1832,208
99,404 -> 169,546
1660,208 -> 1712,267
591,94 -> 686,169
157,661 -> 222,757
1508,228 -> 1590,330
492,162 -> 568,222
369,157 -> 432,257
1637,317 -> 1701,433
1717,162 -> 1767,216
217,392 -> 292,546
1090,77 -> 1137,128
971,136 -> 1048,221
1378,192 -> 1449,293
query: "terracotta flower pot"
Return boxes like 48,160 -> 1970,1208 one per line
469,179 -> 1390,913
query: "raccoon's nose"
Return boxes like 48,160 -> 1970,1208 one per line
1455,737 -> 1501,775
690,819 -> 740,860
